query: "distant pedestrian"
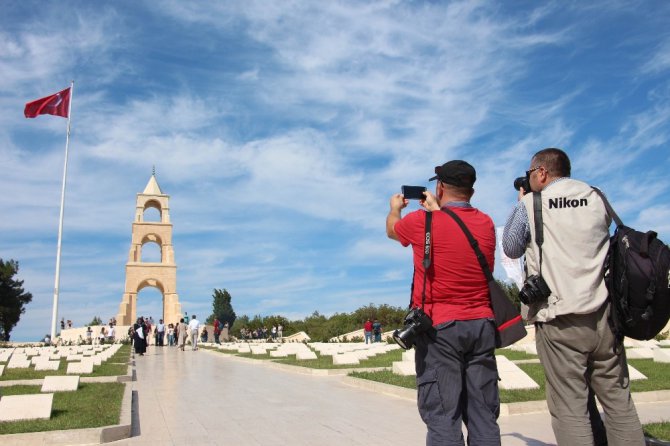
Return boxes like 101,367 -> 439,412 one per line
201,327 -> 208,343
277,324 -> 283,339
364,319 -> 373,344
156,319 -> 165,346
213,318 -> 221,344
188,315 -> 200,350
178,318 -> 188,351
67,320 -> 72,328
107,323 -> 115,343
98,326 -> 106,345
373,320 -> 382,343
86,326 -> 92,344
167,323 -> 175,346
144,318 -> 152,346
60,318 -> 65,330
271,325 -> 277,340
133,317 -> 147,356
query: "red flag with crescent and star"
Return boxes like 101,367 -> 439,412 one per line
24,87 -> 71,118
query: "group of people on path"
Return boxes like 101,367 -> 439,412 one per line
132,314 -> 204,355
363,319 -> 383,344
129,315 -> 236,352
238,324 -> 283,341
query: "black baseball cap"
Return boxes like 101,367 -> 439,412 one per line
429,160 -> 476,188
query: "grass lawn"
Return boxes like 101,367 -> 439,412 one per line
494,349 -> 538,361
644,422 -> 670,441
350,359 -> 670,404
0,344 -> 131,381
0,382 -> 125,434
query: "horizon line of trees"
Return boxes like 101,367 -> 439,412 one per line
206,280 -> 520,343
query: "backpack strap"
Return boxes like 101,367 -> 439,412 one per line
591,186 -> 624,228
532,192 -> 545,274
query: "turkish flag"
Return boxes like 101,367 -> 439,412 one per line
24,87 -> 71,118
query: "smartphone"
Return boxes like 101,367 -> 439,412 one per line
401,185 -> 427,200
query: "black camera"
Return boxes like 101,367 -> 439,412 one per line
519,274 -> 551,305
392,307 -> 433,350
514,176 -> 531,194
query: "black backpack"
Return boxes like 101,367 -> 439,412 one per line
593,188 -> 670,341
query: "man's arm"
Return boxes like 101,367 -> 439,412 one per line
502,200 -> 530,259
386,193 -> 408,241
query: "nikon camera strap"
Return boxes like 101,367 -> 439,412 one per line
409,210 -> 432,310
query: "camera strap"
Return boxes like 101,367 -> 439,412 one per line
532,192 -> 544,274
421,211 -> 432,310
440,208 -> 493,281
409,210 -> 433,310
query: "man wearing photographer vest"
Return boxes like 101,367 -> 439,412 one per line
387,160 -> 501,446
502,148 -> 644,446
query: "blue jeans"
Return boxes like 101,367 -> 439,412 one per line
364,331 -> 372,344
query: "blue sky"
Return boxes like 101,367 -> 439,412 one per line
1,1 -> 668,341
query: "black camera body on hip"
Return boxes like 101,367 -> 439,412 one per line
393,307 -> 433,350
519,274 -> 552,305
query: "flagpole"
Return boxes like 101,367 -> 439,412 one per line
50,80 -> 74,342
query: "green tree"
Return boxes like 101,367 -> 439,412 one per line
0,259 -> 33,341
88,316 -> 102,326
207,288 -> 236,328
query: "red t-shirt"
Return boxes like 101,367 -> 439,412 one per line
394,206 -> 495,325
364,321 -> 373,332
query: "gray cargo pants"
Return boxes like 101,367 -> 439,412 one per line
535,302 -> 645,446
414,318 -> 500,446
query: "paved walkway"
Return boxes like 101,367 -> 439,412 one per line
109,346 -> 670,446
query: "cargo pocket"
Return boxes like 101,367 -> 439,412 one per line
416,369 -> 446,423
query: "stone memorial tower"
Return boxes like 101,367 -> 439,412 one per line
115,173 -> 182,325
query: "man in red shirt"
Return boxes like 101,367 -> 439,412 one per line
386,160 -> 500,446
363,319 -> 373,344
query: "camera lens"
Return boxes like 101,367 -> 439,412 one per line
393,326 -> 416,350
513,176 -> 531,194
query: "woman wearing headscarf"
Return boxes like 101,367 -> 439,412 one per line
133,317 -> 147,356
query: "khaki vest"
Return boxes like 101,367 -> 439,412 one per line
522,179 -> 611,322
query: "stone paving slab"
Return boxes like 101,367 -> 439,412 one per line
67,360 -> 94,374
655,349 -> 670,363
0,393 -> 53,421
332,353 -> 359,365
392,360 -> 415,376
627,347 -> 655,359
7,357 -> 31,369
41,375 -> 80,392
35,360 -> 61,371
497,356 -> 540,390
628,364 -> 647,380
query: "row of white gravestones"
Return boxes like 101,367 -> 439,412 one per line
314,343 -> 400,366
0,344 -> 122,375
216,341 -> 403,362
0,345 -> 125,422
0,376 -> 81,422
390,348 -> 652,389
